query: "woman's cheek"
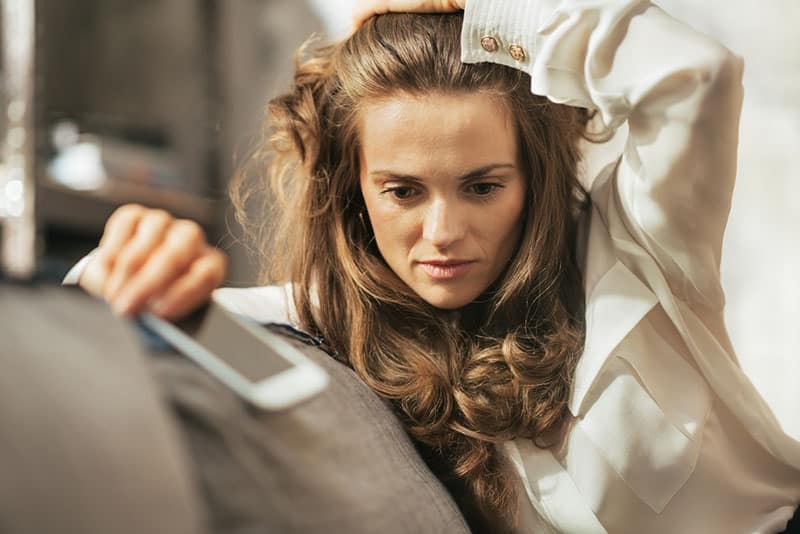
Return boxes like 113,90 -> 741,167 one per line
370,206 -> 418,256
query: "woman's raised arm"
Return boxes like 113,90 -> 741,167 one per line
460,0 -> 744,311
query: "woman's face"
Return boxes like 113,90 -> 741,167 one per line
358,92 -> 527,310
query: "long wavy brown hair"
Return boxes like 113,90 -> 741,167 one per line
231,13 -> 589,532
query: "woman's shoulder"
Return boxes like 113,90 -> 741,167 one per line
211,283 -> 299,325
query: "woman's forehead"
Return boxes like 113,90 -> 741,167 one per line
357,92 -> 518,177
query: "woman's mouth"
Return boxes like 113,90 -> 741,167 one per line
417,260 -> 475,280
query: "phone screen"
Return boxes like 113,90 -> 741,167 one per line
172,303 -> 294,382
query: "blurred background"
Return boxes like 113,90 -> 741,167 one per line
0,1 -> 797,426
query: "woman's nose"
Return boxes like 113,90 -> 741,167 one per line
422,199 -> 465,250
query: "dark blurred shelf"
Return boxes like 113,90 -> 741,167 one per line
38,177 -> 221,236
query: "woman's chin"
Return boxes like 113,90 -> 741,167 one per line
416,285 -> 481,311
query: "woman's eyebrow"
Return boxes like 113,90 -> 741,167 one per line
370,163 -> 516,182
458,163 -> 516,181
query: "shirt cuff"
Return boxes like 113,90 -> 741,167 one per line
461,0 -> 549,74
62,249 -> 98,286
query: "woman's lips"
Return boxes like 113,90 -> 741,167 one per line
417,261 -> 475,280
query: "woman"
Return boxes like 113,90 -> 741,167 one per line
68,0 -> 800,532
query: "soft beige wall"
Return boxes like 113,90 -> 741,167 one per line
311,0 -> 800,427
657,0 -> 800,429
217,1 -> 321,284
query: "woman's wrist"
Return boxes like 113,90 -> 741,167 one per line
461,0 -> 542,73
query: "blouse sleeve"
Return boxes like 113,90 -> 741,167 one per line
461,0 -> 744,311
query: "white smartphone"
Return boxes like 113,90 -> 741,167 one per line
139,301 -> 329,410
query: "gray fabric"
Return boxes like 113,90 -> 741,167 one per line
0,283 -> 207,534
154,336 -> 471,534
0,283 -> 470,534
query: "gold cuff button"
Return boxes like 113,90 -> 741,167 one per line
508,44 -> 527,62
480,35 -> 499,53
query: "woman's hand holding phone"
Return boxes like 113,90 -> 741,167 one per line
351,0 -> 465,32
80,204 -> 227,320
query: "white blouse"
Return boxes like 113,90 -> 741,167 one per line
65,1 -> 800,532
458,0 -> 800,532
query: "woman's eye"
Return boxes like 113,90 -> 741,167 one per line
469,182 -> 500,196
384,186 -> 417,200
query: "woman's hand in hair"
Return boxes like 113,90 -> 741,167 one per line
79,204 -> 227,321
351,0 -> 465,32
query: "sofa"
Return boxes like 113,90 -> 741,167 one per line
0,282 -> 470,534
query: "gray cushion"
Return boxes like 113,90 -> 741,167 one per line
0,284 -> 206,534
154,333 -> 470,534
0,282 -> 469,534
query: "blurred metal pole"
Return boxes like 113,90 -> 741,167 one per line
0,0 -> 37,279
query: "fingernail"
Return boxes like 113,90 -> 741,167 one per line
112,297 -> 132,316
105,278 -> 120,300
150,298 -> 169,316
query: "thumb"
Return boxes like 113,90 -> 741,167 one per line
350,1 -> 465,37
350,1 -> 390,36
79,250 -> 112,299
